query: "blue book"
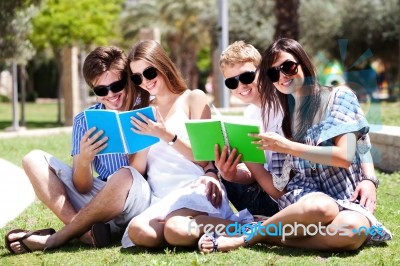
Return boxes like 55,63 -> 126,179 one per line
84,106 -> 160,155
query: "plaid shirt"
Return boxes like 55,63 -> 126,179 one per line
266,87 -> 392,242
271,87 -> 371,209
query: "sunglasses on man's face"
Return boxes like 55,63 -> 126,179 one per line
224,70 -> 257,90
267,60 -> 299,83
130,66 -> 158,86
92,78 -> 126,97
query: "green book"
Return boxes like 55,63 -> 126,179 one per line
185,119 -> 266,164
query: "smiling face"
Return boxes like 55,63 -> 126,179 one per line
130,60 -> 165,96
221,62 -> 261,106
92,70 -> 126,111
270,51 -> 304,96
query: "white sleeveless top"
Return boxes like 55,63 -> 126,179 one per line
121,99 -> 254,248
146,107 -> 204,200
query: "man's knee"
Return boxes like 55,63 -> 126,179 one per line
22,149 -> 46,170
107,168 -> 133,189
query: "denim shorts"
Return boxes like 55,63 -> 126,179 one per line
222,179 -> 279,217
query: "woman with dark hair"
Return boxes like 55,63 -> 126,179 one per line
199,38 -> 391,252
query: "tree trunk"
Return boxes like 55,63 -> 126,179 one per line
19,64 -> 27,127
54,48 -> 63,125
62,46 -> 81,126
274,0 -> 300,40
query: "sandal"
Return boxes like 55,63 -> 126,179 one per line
198,232 -> 219,253
91,222 -> 111,248
5,228 -> 56,254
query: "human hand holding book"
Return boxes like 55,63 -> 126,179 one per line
185,118 -> 266,164
130,106 -> 168,140
84,106 -> 160,155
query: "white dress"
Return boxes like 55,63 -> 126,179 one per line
121,107 -> 253,247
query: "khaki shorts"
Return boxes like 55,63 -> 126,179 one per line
46,154 -> 151,233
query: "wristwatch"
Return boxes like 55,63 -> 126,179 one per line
168,134 -> 178,146
362,174 -> 379,189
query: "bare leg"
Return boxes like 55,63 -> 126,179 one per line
199,193 -> 340,253
22,150 -> 78,225
8,168 -> 133,253
126,215 -> 166,248
163,209 -> 222,247
22,150 -> 94,244
282,210 -> 370,251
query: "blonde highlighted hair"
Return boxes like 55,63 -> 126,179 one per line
219,41 -> 261,70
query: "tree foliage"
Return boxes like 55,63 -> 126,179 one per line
3,0 -> 398,95
121,0 -> 215,89
300,0 -> 399,71
227,0 -> 275,51
0,0 -> 42,63
30,0 -> 125,51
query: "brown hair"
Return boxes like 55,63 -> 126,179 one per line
82,46 -> 135,111
127,40 -> 187,108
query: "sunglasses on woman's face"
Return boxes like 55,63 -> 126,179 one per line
267,60 -> 299,83
224,70 -> 257,90
92,78 -> 126,97
130,66 -> 158,86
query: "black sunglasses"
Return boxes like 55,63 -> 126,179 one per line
131,66 -> 158,86
267,60 -> 299,83
92,78 -> 126,97
224,70 -> 257,90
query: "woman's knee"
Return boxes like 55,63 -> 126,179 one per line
164,216 -> 191,245
127,217 -> 164,248
164,215 -> 201,247
301,195 -> 339,222
127,218 -> 150,246
329,211 -> 370,250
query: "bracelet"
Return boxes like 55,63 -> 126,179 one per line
168,134 -> 178,146
361,174 -> 379,188
205,168 -> 219,176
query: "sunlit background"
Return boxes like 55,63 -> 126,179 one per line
0,0 -> 399,128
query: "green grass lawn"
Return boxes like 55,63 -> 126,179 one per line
0,133 -> 399,265
0,102 -> 63,130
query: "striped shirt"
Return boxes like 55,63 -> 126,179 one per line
71,103 -> 129,181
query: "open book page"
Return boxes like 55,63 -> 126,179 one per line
118,106 -> 160,154
223,121 -> 266,164
185,119 -> 225,161
211,104 -> 230,153
84,106 -> 160,155
85,110 -> 126,154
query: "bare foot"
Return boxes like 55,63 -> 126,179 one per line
198,234 -> 245,253
7,231 -> 52,254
